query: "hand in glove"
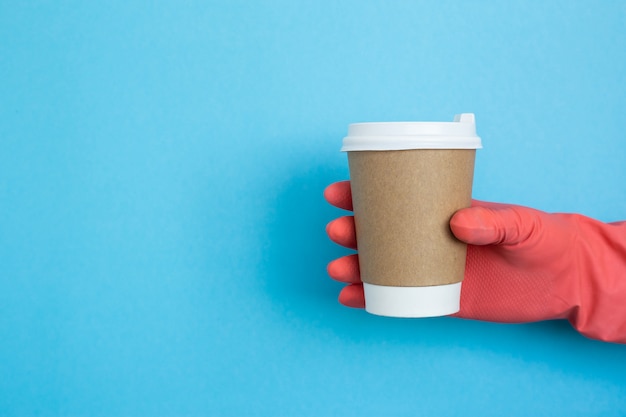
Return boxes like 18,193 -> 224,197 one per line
325,180 -> 626,343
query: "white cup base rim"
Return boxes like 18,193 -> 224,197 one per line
363,282 -> 462,318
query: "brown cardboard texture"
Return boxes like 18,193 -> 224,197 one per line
348,149 -> 475,287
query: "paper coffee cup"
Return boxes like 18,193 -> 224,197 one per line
342,113 -> 482,318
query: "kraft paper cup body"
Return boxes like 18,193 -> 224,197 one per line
342,113 -> 482,318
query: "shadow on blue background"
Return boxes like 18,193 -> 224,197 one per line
262,162 -> 348,321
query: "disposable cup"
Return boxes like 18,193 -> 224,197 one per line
341,113 -> 482,317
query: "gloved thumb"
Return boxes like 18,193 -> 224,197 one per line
450,203 -> 540,246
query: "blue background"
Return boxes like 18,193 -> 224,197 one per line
2,1 -> 626,415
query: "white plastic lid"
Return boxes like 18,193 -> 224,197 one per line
363,282 -> 461,318
341,113 -> 482,151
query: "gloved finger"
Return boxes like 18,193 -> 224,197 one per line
326,216 -> 357,249
327,254 -> 361,283
324,181 -> 353,211
450,204 -> 540,246
338,283 -> 365,308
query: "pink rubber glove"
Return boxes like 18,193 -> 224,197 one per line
325,180 -> 626,344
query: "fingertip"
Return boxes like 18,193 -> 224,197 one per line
450,206 -> 498,245
338,284 -> 365,309
449,208 -> 475,242
324,181 -> 353,211
327,258 -> 339,276
325,218 -> 334,236
325,216 -> 357,249
325,218 -> 340,240
323,183 -> 336,203
327,254 -> 360,283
